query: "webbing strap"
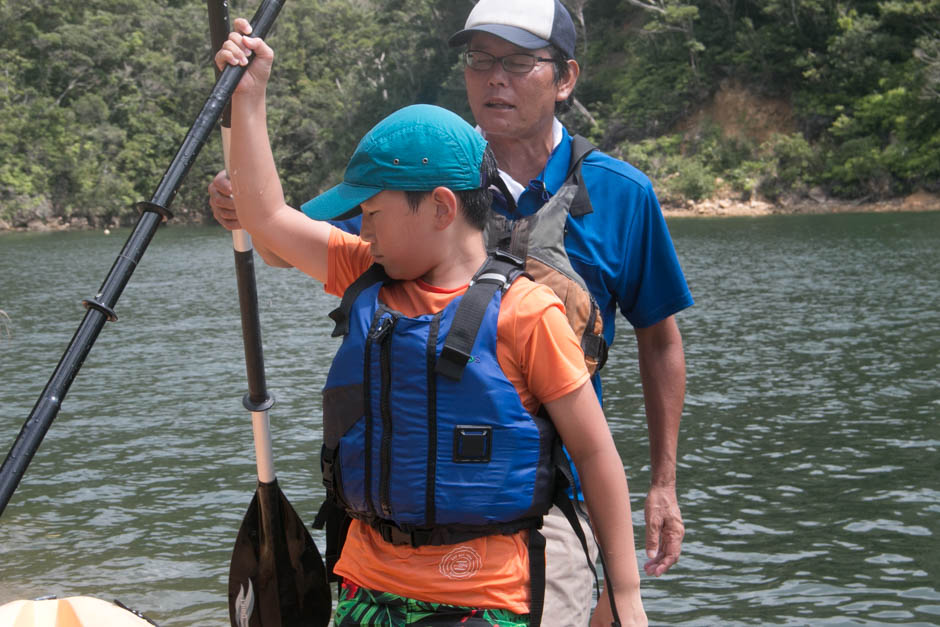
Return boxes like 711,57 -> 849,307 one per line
528,527 -> 547,627
328,264 -> 390,337
424,314 -> 442,525
553,437 -> 624,627
435,256 -> 524,381
598,549 -> 623,627
581,300 -> 609,370
312,499 -> 351,585
552,439 -> 599,587
567,135 -> 596,217
434,281 -> 499,380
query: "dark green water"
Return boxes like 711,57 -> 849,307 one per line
1,212 -> 938,625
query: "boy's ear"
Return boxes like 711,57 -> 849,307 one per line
430,186 -> 458,230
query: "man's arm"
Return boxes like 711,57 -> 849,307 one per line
634,314 -> 686,576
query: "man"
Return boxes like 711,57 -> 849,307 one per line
209,0 -> 691,622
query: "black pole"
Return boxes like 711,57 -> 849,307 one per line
0,0 -> 286,518
208,0 -> 234,131
207,0 -> 271,412
234,249 -> 274,410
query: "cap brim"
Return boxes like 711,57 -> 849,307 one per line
300,182 -> 380,220
448,24 -> 551,50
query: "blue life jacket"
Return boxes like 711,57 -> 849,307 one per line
320,255 -> 558,546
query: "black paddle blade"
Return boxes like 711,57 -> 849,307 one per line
228,479 -> 331,627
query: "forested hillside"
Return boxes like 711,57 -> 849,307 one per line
1,0 -> 938,228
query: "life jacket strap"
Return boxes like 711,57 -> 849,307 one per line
367,515 -> 543,548
377,523 -> 434,547
551,438 -> 599,586
581,302 -> 610,371
435,252 -> 526,381
528,527 -> 547,627
312,498 -> 351,587
567,135 -> 596,217
328,263 -> 390,337
552,437 -> 626,627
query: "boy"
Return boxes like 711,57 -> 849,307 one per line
217,19 -> 646,626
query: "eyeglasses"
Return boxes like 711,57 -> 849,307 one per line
464,50 -> 556,74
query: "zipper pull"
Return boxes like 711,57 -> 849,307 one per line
369,315 -> 396,342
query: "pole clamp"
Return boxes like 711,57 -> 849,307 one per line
82,297 -> 118,322
135,201 -> 173,222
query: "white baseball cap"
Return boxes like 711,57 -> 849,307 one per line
448,0 -> 577,58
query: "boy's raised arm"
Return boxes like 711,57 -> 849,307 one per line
544,383 -> 648,626
218,18 -> 331,283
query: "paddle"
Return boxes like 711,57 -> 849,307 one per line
0,0 -> 287,518
206,3 -> 331,625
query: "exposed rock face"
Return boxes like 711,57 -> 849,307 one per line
673,79 -> 796,145
664,192 -> 940,217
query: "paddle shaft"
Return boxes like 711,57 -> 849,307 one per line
208,6 -> 331,624
0,0 -> 285,518
208,0 -> 276,483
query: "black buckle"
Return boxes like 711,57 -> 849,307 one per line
378,522 -> 410,546
492,248 -> 525,267
377,521 -> 434,547
454,425 -> 492,463
581,334 -> 610,371
435,345 -> 472,381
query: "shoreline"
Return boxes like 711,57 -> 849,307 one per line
661,190 -> 940,218
2,192 -> 938,232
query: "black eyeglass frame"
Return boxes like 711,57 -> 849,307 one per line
464,50 -> 558,74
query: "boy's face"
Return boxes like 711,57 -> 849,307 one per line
360,190 -> 435,280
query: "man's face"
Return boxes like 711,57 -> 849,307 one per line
463,33 -> 576,145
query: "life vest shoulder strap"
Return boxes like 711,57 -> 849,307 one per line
435,252 -> 527,381
329,263 -> 391,337
567,134 -> 596,217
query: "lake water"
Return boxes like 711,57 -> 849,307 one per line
1,212 -> 938,625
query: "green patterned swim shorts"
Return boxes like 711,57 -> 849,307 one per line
333,581 -> 530,626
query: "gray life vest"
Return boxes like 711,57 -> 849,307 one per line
484,135 -> 608,375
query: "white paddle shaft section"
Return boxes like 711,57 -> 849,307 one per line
251,410 -> 276,483
222,127 -> 253,253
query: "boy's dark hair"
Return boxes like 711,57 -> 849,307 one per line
404,145 -> 498,231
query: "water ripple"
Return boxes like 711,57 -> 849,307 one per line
3,216 -> 939,625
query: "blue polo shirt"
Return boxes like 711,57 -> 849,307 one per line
499,127 -> 693,348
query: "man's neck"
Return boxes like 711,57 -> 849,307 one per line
483,119 -> 561,185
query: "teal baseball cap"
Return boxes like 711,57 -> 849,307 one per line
301,104 -> 488,220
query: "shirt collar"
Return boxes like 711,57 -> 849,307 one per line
475,118 -> 565,201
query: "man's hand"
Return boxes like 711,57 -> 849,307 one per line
208,169 -> 240,230
644,482 -> 683,576
207,168 -> 293,268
